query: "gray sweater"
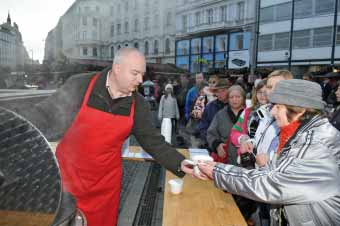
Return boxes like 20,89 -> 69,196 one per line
207,106 -> 238,165
158,95 -> 179,120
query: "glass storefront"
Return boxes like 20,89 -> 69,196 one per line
176,31 -> 250,73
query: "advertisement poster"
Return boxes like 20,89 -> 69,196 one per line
228,50 -> 250,69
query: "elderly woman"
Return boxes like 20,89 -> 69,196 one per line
206,85 -> 245,164
197,79 -> 340,226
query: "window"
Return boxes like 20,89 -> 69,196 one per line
166,12 -> 172,26
191,38 -> 201,54
145,41 -> 149,55
259,34 -> 273,51
215,34 -> 228,52
134,19 -> 139,32
276,3 -> 291,21
154,15 -> 159,28
195,11 -> 201,25
144,17 -> 149,30
124,22 -> 129,33
154,40 -> 159,54
117,4 -> 121,14
182,15 -> 187,30
125,1 -> 128,11
190,55 -> 200,73
203,37 -> 213,53
96,6 -> 100,12
237,2 -> 245,20
215,53 -> 227,69
260,6 -> 274,23
93,47 -> 97,57
274,32 -> 290,50
336,26 -> 340,45
85,6 -> 90,12
294,0 -> 312,18
82,16 -> 87,26
176,56 -> 189,70
165,39 -> 170,54
110,6 -> 114,15
83,47 -> 88,56
313,27 -> 332,47
221,6 -> 227,21
110,25 -> 114,37
293,29 -> 311,48
202,54 -> 213,73
134,42 -> 139,49
117,24 -> 121,34
236,34 -> 244,49
176,40 -> 189,55
207,9 -> 213,24
82,31 -> 87,40
111,46 -> 114,58
93,18 -> 97,27
315,0 -> 334,15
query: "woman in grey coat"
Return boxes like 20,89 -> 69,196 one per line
198,79 -> 340,226
207,85 -> 244,165
158,84 -> 180,132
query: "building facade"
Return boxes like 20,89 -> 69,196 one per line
44,0 -> 177,65
0,14 -> 27,70
257,0 -> 340,75
175,0 -> 256,73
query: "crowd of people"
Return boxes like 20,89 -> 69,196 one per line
157,69 -> 340,226
16,47 -> 340,226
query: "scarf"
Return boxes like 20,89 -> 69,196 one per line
277,120 -> 301,154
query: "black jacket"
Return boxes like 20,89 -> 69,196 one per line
19,67 -> 185,177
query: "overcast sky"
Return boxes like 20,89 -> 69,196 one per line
0,0 -> 75,63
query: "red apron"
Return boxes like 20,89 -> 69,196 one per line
56,73 -> 135,226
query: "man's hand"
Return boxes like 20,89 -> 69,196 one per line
180,159 -> 194,175
197,161 -> 217,180
180,159 -> 210,180
256,153 -> 269,167
217,143 -> 226,158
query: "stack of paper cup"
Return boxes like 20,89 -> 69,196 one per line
161,118 -> 172,144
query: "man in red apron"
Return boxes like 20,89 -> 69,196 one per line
50,48 -> 195,226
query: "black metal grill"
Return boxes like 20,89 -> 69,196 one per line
133,163 -> 163,226
0,107 -> 61,214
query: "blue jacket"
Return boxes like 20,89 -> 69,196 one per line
198,99 -> 226,145
184,86 -> 198,121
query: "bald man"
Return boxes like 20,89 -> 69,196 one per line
18,48 -> 190,226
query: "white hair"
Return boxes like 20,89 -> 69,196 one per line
113,47 -> 144,64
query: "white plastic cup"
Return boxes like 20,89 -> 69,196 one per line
168,178 -> 183,194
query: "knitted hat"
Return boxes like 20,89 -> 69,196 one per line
165,84 -> 173,90
269,79 -> 324,110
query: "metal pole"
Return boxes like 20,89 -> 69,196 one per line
254,0 -> 261,74
331,0 -> 339,66
288,0 -> 295,71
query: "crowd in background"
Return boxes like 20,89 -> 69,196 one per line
150,70 -> 340,226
